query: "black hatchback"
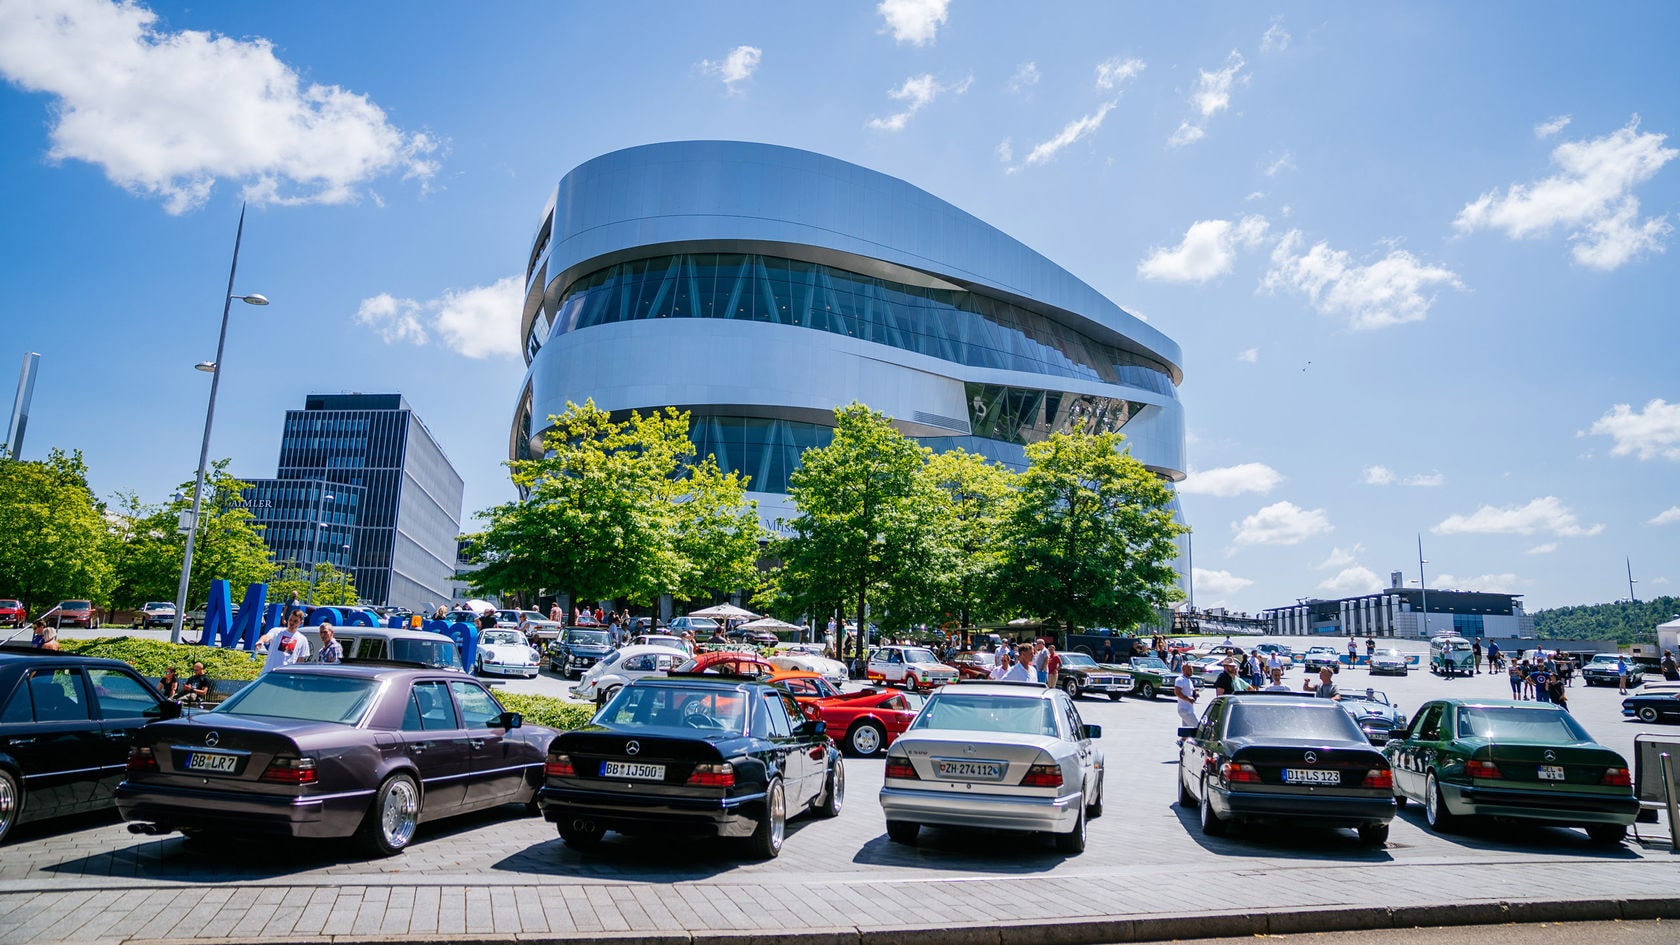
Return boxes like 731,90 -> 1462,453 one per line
0,646 -> 172,843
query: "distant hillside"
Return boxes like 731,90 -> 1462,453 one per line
1532,596 -> 1678,646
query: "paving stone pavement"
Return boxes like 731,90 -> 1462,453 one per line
3,658 -> 1677,944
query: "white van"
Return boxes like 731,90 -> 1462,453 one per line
300,626 -> 466,672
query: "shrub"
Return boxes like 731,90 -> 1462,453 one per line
60,637 -> 262,683
496,692 -> 596,732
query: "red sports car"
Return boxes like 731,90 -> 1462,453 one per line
767,670 -> 918,758
675,650 -> 777,678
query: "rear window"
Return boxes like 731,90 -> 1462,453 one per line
391,638 -> 463,670
598,685 -> 747,733
912,692 -> 1058,737
1226,703 -> 1365,741
1456,706 -> 1591,742
217,674 -> 381,724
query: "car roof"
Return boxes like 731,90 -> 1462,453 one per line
269,663 -> 457,681
302,626 -> 456,641
0,645 -> 142,672
943,680 -> 1058,697
766,670 -> 822,681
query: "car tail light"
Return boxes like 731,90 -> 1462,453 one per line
260,756 -> 317,785
544,754 -> 576,778
1601,767 -> 1632,787
884,757 -> 919,780
1466,760 -> 1502,779
1361,768 -> 1393,789
126,746 -> 156,775
1021,763 -> 1063,788
686,763 -> 735,787
1219,762 -> 1261,784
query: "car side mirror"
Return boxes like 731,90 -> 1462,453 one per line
1177,726 -> 1197,739
498,711 -> 523,730
1083,723 -> 1102,740
801,719 -> 826,737
146,701 -> 183,721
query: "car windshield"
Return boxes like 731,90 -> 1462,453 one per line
480,630 -> 528,647
60,602 -> 89,611
1132,657 -> 1168,672
902,647 -> 938,664
392,638 -> 464,670
1060,653 -> 1098,668
1456,706 -> 1591,742
565,631 -> 609,646
216,673 -> 381,724
1344,690 -> 1391,705
1375,650 -> 1402,658
1226,703 -> 1365,740
1588,656 -> 1619,666
597,685 -> 747,733
683,617 -> 719,631
911,692 -> 1059,737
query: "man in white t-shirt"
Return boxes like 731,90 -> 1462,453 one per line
1003,653 -> 1036,683
1175,663 -> 1199,740
258,609 -> 312,673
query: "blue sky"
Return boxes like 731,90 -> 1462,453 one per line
1,1 -> 1676,614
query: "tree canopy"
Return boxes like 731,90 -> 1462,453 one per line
106,460 -> 272,610
0,449 -> 112,612
1532,596 -> 1679,646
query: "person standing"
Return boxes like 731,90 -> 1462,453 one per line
30,620 -> 59,651
1487,640 -> 1501,672
316,625 -> 344,664
1548,674 -> 1569,712
1213,660 -> 1239,697
1311,666 -> 1341,701
283,591 -> 303,620
257,609 -> 312,673
1347,638 -> 1358,667
1175,664 -> 1199,742
1663,650 -> 1679,682
1616,655 -> 1630,695
1508,658 -> 1523,698
548,601 -> 561,624
1472,639 -> 1482,675
1045,643 -> 1061,690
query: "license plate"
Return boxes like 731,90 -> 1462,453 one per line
1538,765 -> 1565,781
187,752 -> 239,774
1283,768 -> 1340,785
935,759 -> 1005,781
601,761 -> 664,781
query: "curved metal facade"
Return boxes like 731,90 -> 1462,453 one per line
513,141 -> 1186,529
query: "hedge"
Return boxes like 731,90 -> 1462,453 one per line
61,637 -> 263,683
495,692 -> 597,732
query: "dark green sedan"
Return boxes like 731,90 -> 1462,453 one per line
1384,699 -> 1638,845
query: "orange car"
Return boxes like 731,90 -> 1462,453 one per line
767,671 -> 919,757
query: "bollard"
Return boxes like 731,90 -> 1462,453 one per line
1663,752 -> 1680,853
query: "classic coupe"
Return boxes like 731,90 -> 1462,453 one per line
880,680 -> 1103,853
1367,648 -> 1410,677
538,674 -> 843,859
1054,652 -> 1134,701
867,646 -> 958,691
474,628 -> 543,678
571,644 -> 688,705
766,670 -> 917,756
1300,646 -> 1343,674
1384,699 -> 1638,845
1177,695 -> 1396,846
1340,688 -> 1407,744
116,664 -> 555,856
1118,656 -> 1175,699
943,650 -> 997,680
547,627 -> 613,678
1623,691 -> 1680,724
766,644 -> 848,688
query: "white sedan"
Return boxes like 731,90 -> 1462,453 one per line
768,644 -> 848,687
879,681 -> 1104,853
475,629 -> 542,678
571,644 -> 689,705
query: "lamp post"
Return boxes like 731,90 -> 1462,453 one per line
1416,533 -> 1431,639
305,487 -> 335,604
170,204 -> 268,644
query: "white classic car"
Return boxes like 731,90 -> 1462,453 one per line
474,628 -> 542,678
768,643 -> 849,687
571,644 -> 689,705
867,645 -> 957,691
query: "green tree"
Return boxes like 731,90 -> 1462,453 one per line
670,456 -> 762,602
919,448 -> 1016,629
106,460 -> 273,610
267,559 -> 360,607
0,449 -> 113,613
997,431 -> 1186,633
780,403 -> 942,659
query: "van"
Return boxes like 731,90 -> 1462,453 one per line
299,626 -> 466,672
1428,634 -> 1475,677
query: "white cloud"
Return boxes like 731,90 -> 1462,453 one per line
1193,51 -> 1246,117
1265,152 -> 1296,176
867,73 -> 971,132
1178,462 -> 1283,497
698,45 -> 761,93
1261,21 -> 1292,53
1366,465 -> 1445,487
1246,191 -> 1266,201
1261,230 -> 1464,329
355,276 -> 524,360
1138,215 -> 1269,283
0,0 -> 438,215
877,0 -> 949,45
1236,347 -> 1259,363
1526,543 -> 1558,555
1231,501 -> 1332,547
1405,472 -> 1445,487
1654,577 -> 1672,585
1434,496 -> 1604,538
1647,506 -> 1680,526
1008,61 -> 1039,92
1588,399 -> 1680,460
1320,566 -> 1381,596
1010,101 -> 1117,171
1454,117 -> 1677,270
1167,121 -> 1206,148
1362,465 -> 1395,486
1317,544 -> 1365,570
1195,568 -> 1254,599
995,138 -> 1014,164
1534,115 -> 1572,139
1095,57 -> 1145,91
1435,572 -> 1523,594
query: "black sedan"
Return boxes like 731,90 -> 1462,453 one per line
0,646 -> 172,844
538,674 -> 843,858
116,664 -> 555,856
1177,694 -> 1396,846
1622,691 -> 1680,724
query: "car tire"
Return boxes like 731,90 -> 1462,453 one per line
846,720 -> 886,757
906,674 -> 919,691
0,768 -> 20,845
1139,683 -> 1157,700
1638,706 -> 1660,723
357,773 -> 421,857
745,778 -> 786,859
1055,801 -> 1087,853
1394,791 -> 1409,809
886,819 -> 919,845
1178,770 -> 1197,808
815,760 -> 844,818
559,821 -> 604,849
1061,677 -> 1080,698
1586,823 -> 1627,846
598,685 -> 620,708
1198,777 -> 1227,836
1424,772 -> 1457,833
1086,770 -> 1104,819
1358,822 -> 1389,847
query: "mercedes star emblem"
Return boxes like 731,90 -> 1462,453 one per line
1303,751 -> 1317,764
1543,750 -> 1556,762
204,731 -> 220,748
625,740 -> 641,756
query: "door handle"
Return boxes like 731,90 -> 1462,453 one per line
103,732 -> 130,741
410,742 -> 430,753
468,739 -> 485,750
9,737 -> 34,747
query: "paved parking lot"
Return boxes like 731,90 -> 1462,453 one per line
2,638 -> 1676,944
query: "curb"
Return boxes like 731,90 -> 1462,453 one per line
125,895 -> 1680,945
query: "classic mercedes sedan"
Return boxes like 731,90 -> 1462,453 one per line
115,664 -> 555,856
538,674 -> 843,859
1340,688 -> 1407,745
1384,699 -> 1638,845
1177,695 -> 1396,846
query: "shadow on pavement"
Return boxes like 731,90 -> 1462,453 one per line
489,819 -> 818,880
1169,802 -> 1397,861
849,827 -> 1075,873
1392,807 -> 1645,858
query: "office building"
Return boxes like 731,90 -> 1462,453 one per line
1261,581 -> 1533,639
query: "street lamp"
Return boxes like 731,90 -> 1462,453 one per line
170,204 -> 267,644
1416,533 -> 1431,639
305,489 -> 335,605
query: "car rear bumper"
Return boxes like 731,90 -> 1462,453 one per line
879,785 -> 1081,833
1442,782 -> 1639,825
480,662 -> 540,677
1212,787 -> 1395,827
538,784 -> 765,838
114,781 -> 374,838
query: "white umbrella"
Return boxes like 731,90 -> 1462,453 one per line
689,603 -> 760,620
738,616 -> 801,632
462,599 -> 497,615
